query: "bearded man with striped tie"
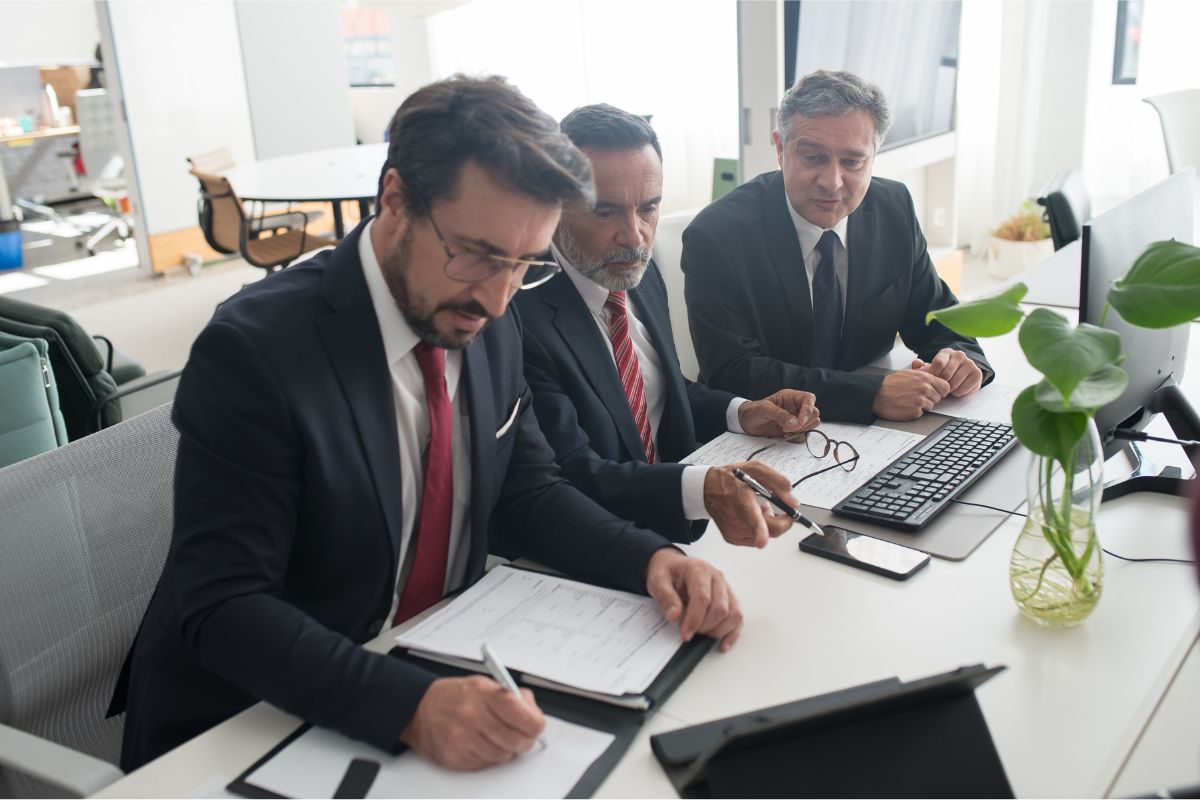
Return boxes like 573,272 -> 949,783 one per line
515,104 -> 821,548
683,70 -> 992,423
110,77 -> 744,775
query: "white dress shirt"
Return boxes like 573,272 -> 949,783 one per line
552,244 -> 746,520
359,220 -> 473,621
784,197 -> 850,319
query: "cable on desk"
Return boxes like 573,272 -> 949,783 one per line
1112,428 -> 1200,448
949,498 -> 1196,565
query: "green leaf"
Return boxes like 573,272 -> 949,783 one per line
1109,240 -> 1200,329
1018,308 -> 1121,402
1012,386 -> 1089,466
926,283 -> 1027,337
1033,365 -> 1128,413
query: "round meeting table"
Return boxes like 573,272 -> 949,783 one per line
222,142 -> 388,239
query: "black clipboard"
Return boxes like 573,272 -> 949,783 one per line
227,634 -> 713,799
651,663 -> 1012,799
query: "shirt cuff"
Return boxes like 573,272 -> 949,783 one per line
681,465 -> 712,520
726,398 -> 748,433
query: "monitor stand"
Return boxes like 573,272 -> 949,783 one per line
1101,382 -> 1199,503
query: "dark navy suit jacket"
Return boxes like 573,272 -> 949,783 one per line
113,222 -> 671,770
514,262 -> 735,544
683,172 -> 992,422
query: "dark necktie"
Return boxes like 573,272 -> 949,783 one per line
604,291 -> 657,463
393,342 -> 453,625
811,230 -> 843,369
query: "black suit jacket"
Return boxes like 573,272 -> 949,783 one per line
514,262 -> 735,543
113,223 -> 671,771
683,172 -> 992,422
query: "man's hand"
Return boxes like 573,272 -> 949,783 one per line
645,547 -> 744,652
871,370 -> 951,420
399,676 -> 545,770
704,462 -> 796,548
737,389 -> 820,438
911,348 -> 984,398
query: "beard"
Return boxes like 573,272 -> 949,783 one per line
379,224 -> 493,350
556,225 -> 650,292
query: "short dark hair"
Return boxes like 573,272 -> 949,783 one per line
777,69 -> 891,149
559,103 -> 662,161
378,75 -> 594,215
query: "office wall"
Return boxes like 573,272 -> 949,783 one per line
0,1 -> 98,65
106,0 -> 256,236
235,0 -> 356,159
348,11 -> 434,144
425,0 -> 739,215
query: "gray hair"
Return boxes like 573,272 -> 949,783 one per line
776,70 -> 891,150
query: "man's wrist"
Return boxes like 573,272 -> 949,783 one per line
728,398 -> 749,433
682,465 -> 713,520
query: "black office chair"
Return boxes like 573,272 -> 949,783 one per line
1036,170 -> 1091,250
0,296 -> 178,440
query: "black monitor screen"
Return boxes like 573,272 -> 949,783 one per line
784,0 -> 961,152
1080,170 -> 1195,458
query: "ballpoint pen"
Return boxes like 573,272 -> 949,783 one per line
732,467 -> 825,536
481,642 -> 548,750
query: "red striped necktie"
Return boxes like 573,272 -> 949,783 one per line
604,290 -> 657,463
393,341 -> 453,625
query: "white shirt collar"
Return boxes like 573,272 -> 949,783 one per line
359,219 -> 421,366
551,241 -> 614,318
783,194 -> 849,259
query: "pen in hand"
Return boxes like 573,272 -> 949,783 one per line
731,467 -> 825,536
481,642 -> 548,751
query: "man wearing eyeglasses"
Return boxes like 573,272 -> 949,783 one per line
513,104 -> 821,548
683,70 -> 992,422
111,77 -> 743,775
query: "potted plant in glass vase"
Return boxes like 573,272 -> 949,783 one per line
928,239 -> 1200,626
985,200 -> 1054,279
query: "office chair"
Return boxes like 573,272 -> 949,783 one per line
75,89 -> 133,256
186,148 -> 322,256
1036,170 -> 1092,250
1144,89 -> 1200,174
188,168 -> 330,272
0,296 -> 179,441
0,403 -> 177,797
651,209 -> 703,380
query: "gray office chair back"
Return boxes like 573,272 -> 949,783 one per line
1144,88 -> 1200,174
0,403 -> 177,797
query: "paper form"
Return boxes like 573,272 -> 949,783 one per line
932,382 -> 1020,424
394,566 -> 681,696
681,423 -> 925,509
244,716 -> 614,799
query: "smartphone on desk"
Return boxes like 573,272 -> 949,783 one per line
799,525 -> 930,580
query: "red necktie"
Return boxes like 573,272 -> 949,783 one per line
393,342 -> 453,625
604,291 -> 657,463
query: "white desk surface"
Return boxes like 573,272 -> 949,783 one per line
222,143 -> 388,204
94,317 -> 1200,799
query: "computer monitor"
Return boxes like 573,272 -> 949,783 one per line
1080,169 -> 1196,463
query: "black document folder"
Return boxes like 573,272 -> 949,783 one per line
228,635 -> 712,799
651,663 -> 1012,799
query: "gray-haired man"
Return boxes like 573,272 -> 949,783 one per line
683,70 -> 992,422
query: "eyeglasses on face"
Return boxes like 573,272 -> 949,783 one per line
427,213 -> 561,290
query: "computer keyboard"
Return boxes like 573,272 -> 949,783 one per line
833,418 -> 1018,531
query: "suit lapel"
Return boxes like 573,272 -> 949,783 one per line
841,192 -> 876,368
762,173 -> 816,360
629,269 -> 691,461
543,272 -> 647,460
315,224 -> 404,568
462,341 -> 494,580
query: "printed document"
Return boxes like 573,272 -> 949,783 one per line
932,382 -> 1020,424
394,566 -> 681,696
244,716 -> 613,799
681,423 -> 924,509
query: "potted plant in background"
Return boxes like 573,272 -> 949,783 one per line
985,200 -> 1054,279
928,239 -> 1200,626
